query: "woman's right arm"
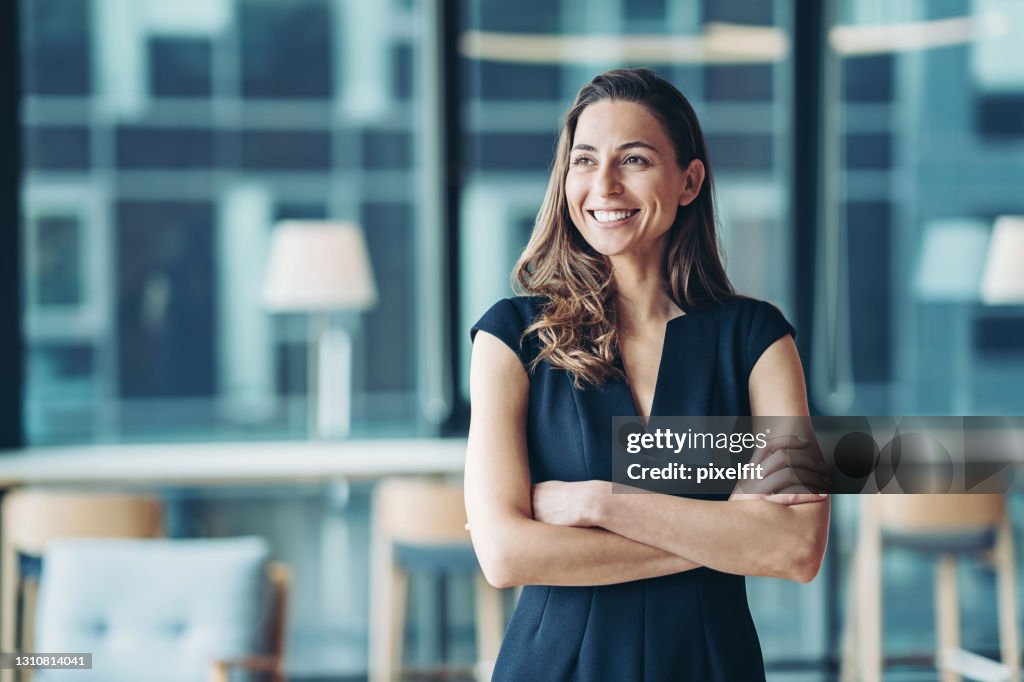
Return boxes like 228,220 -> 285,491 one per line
465,331 -> 700,588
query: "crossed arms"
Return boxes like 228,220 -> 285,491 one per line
464,331 -> 830,588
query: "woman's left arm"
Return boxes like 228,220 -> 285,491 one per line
536,335 -> 830,583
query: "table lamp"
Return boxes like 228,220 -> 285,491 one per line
263,220 -> 377,438
981,215 -> 1024,304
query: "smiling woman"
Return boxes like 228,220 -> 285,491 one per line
566,102 -> 703,261
465,68 -> 829,682
511,70 -> 735,391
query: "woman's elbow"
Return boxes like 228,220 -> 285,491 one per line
470,522 -> 527,589
758,516 -> 827,583
477,548 -> 519,589
786,526 -> 828,584
789,548 -> 824,584
763,543 -> 822,583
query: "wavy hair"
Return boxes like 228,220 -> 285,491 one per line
514,67 -> 736,388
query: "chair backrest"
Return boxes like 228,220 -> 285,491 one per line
373,478 -> 469,544
875,494 -> 1006,532
33,537 -> 273,682
3,490 -> 163,553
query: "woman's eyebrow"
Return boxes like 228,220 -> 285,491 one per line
570,141 -> 659,152
617,141 -> 658,152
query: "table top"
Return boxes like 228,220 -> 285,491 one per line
0,438 -> 467,487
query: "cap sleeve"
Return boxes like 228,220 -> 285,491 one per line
470,298 -> 530,365
746,300 -> 796,375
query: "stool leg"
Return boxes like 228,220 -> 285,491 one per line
389,566 -> 409,682
857,507 -> 882,682
995,520 -> 1021,680
370,534 -> 408,682
368,532 -> 387,682
840,554 -> 859,682
20,579 -> 37,682
1,542 -> 17,682
474,575 -> 503,681
936,554 -> 961,682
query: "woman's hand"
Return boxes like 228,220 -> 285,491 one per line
532,480 -> 610,527
730,434 -> 831,505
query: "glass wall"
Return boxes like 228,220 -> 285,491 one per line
825,0 -> 1024,670
20,0 -> 438,443
16,0 -> 1024,676
815,0 -> 1024,417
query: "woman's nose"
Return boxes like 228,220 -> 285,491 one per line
594,165 -> 623,196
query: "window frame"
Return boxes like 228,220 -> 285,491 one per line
1,0 -> 24,449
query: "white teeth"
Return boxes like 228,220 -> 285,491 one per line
592,210 -> 637,223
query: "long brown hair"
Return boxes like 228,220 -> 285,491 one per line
514,67 -> 736,387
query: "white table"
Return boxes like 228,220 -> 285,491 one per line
0,438 -> 467,486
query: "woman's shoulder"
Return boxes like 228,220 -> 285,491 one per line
698,295 -> 793,333
504,295 -> 548,323
472,296 -> 546,332
469,295 -> 547,364
697,295 -> 796,375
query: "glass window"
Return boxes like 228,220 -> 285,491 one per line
239,0 -> 332,99
824,0 -> 1024,668
816,0 -> 1024,417
150,37 -> 213,98
24,126 -> 91,170
21,0 -> 92,95
20,0 -> 436,442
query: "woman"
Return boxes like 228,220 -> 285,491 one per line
465,68 -> 829,681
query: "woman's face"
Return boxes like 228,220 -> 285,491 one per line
564,99 -> 703,261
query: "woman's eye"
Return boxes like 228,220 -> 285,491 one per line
624,154 -> 649,165
570,156 -> 594,166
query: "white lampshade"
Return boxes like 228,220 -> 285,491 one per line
981,215 -> 1024,304
915,219 -> 991,302
263,220 -> 378,311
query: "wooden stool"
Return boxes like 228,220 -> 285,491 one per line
842,495 -> 1020,682
368,478 -> 504,682
0,490 -> 163,682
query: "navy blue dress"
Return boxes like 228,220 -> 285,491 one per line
471,295 -> 796,682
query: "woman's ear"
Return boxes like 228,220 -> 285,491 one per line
678,159 -> 706,207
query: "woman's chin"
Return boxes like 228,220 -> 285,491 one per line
588,237 -> 658,260
587,245 -> 626,258
580,235 -> 633,257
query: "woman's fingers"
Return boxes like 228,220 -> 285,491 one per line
759,465 -> 831,494
765,492 -> 829,506
729,490 -> 829,504
733,436 -> 830,497
757,458 -> 830,489
734,464 -> 830,496
757,447 -> 827,478
749,435 -> 807,465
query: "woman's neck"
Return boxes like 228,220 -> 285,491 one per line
611,259 -> 681,331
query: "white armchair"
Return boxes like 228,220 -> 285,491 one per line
32,536 -> 289,682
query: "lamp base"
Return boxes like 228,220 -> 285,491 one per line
316,326 -> 352,439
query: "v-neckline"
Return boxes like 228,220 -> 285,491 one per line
619,312 -> 690,422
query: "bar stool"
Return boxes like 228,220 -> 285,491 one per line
842,495 -> 1020,682
368,478 -> 504,682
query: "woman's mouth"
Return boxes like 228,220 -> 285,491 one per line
588,209 -> 640,225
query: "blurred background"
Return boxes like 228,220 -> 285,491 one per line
2,0 -> 1023,680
